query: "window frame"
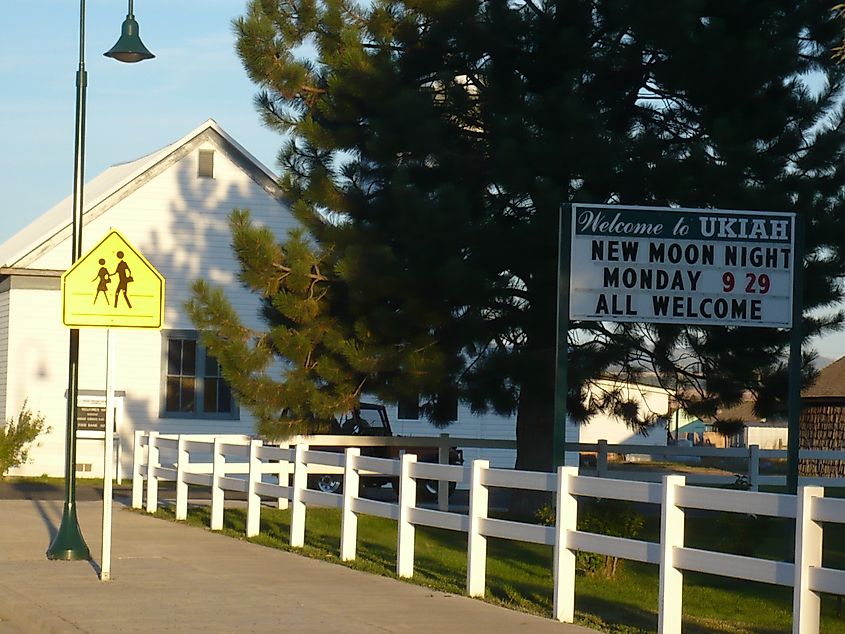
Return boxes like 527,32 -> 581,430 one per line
197,149 -> 215,178
160,330 -> 238,420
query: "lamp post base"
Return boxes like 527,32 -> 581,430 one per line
46,503 -> 90,560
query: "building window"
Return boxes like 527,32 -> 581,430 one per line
161,331 -> 237,419
203,355 -> 232,414
442,395 -> 459,422
165,338 -> 196,413
397,397 -> 420,420
198,149 -> 214,178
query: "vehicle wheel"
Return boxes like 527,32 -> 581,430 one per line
309,474 -> 343,494
418,480 -> 457,501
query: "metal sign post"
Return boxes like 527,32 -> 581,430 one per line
786,216 -> 805,493
553,205 -> 572,469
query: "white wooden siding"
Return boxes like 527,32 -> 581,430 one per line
0,288 -> 8,424
6,140 -> 295,477
5,286 -> 70,476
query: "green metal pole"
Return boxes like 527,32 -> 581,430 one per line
553,205 -> 572,469
786,213 -> 805,495
48,0 -> 90,561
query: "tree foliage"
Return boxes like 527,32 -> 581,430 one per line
187,210 -> 444,438
227,0 -> 845,468
0,402 -> 46,478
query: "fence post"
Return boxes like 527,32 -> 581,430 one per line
397,452 -> 418,578
658,474 -> 686,634
340,448 -> 361,561
597,439 -> 608,478
132,430 -> 144,509
793,485 -> 824,634
210,438 -> 225,531
246,439 -> 263,538
277,440 -> 290,510
466,459 -> 490,597
175,435 -> 188,521
748,444 -> 760,492
438,433 -> 450,512
553,466 -> 578,622
145,431 -> 159,513
290,443 -> 308,548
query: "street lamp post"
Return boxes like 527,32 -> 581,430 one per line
47,0 -> 154,562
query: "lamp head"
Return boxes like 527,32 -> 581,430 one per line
104,14 -> 154,63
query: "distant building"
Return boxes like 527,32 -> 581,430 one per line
389,378 -> 671,468
800,355 -> 845,477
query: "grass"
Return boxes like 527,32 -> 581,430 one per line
146,497 -> 845,634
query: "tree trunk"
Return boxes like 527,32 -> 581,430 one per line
510,376 -> 555,516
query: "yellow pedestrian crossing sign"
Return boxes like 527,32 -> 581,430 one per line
62,229 -> 165,329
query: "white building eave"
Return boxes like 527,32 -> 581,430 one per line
0,118 -> 281,269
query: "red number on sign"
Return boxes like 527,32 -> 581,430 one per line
722,272 -> 735,292
745,273 -> 756,293
744,273 -> 771,294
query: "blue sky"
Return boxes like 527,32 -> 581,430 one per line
2,1 -> 844,362
0,0 -> 280,242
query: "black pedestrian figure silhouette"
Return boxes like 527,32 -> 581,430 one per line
112,251 -> 133,308
92,258 -> 110,305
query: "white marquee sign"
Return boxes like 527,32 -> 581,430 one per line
569,204 -> 796,328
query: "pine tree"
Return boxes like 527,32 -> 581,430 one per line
187,210 -> 443,438
229,1 -> 845,469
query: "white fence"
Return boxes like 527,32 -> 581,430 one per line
132,431 -> 845,634
583,439 -> 845,490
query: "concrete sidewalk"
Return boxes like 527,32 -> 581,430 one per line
0,500 -> 596,633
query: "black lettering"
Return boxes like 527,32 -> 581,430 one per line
649,243 -> 665,262
595,294 -> 610,314
652,295 -> 670,316
725,245 -> 737,266
621,241 -> 639,261
730,298 -> 747,319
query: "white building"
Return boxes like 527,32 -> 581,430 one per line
1,119 -> 670,477
387,378 -> 670,468
0,120 -> 295,478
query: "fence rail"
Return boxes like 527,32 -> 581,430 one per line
197,432 -> 845,492
132,431 -> 845,634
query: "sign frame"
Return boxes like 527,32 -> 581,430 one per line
61,229 -> 165,329
568,203 -> 796,329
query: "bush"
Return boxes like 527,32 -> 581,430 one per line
536,499 -> 645,578
0,402 -> 47,477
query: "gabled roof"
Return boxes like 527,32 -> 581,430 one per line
0,119 -> 280,268
803,355 -> 845,398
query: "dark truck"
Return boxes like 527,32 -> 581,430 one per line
308,403 -> 463,499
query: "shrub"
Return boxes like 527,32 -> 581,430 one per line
536,499 -> 645,578
0,402 -> 47,477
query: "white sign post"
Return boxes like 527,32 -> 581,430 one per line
61,228 -> 165,580
569,204 -> 795,328
101,328 -> 117,581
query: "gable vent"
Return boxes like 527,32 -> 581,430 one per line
198,149 -> 215,178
